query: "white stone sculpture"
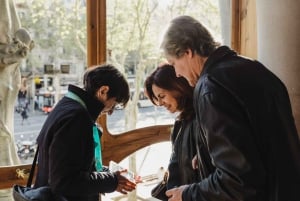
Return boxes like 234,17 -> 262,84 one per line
0,0 -> 34,199
0,0 -> 34,179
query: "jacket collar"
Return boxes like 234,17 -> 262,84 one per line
68,84 -> 104,121
201,46 -> 237,75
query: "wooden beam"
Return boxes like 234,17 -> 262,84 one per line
0,164 -> 35,189
231,0 -> 257,58
231,0 -> 241,53
240,0 -> 257,58
99,115 -> 172,165
86,0 -> 106,66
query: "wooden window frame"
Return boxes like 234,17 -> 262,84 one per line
86,0 -> 106,66
86,0 -> 256,68
231,0 -> 257,58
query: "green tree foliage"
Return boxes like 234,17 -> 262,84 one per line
16,0 -> 86,70
106,0 -> 221,130
16,0 -> 220,128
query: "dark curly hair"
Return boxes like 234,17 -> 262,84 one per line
83,64 -> 130,108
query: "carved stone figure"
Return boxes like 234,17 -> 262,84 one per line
0,0 -> 34,182
0,0 -> 34,199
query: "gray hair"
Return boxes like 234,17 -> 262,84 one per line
160,15 -> 219,58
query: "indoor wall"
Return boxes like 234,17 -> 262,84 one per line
256,0 -> 300,137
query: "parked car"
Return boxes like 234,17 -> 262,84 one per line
115,89 -> 152,109
137,90 -> 152,108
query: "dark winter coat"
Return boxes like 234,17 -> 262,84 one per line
34,85 -> 118,201
167,119 -> 200,189
183,46 -> 300,201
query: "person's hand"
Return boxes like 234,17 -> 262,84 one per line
192,154 -> 198,169
115,169 -> 136,194
166,185 -> 188,201
134,175 -> 143,184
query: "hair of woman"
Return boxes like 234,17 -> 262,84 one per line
145,64 -> 194,120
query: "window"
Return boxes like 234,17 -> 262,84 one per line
14,0 -> 87,163
12,1 -> 225,200
105,1 -> 223,200
106,0 -> 222,133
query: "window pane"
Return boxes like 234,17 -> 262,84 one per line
14,0 -> 87,163
106,0 -> 222,133
106,0 -> 223,200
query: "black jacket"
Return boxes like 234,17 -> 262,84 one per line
183,46 -> 300,201
167,119 -> 200,189
35,85 -> 118,201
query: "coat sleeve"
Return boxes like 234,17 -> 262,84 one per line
167,148 -> 181,189
167,121 -> 182,189
183,84 -> 266,201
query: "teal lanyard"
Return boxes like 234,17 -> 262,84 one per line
93,125 -> 103,171
65,91 -> 103,171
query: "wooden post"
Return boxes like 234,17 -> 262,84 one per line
86,0 -> 106,67
231,0 -> 257,58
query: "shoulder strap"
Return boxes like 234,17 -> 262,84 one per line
27,146 -> 39,187
65,91 -> 87,109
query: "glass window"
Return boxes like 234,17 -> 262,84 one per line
11,1 -> 226,200
14,0 -> 87,163
106,0 -> 222,133
105,0 -> 223,200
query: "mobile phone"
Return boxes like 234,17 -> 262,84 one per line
109,161 -> 135,181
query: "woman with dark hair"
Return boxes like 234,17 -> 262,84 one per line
145,64 -> 203,196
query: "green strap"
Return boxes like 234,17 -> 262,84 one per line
65,91 -> 103,171
65,91 -> 87,109
93,125 -> 103,171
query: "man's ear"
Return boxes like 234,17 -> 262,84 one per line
97,86 -> 110,101
186,48 -> 193,58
